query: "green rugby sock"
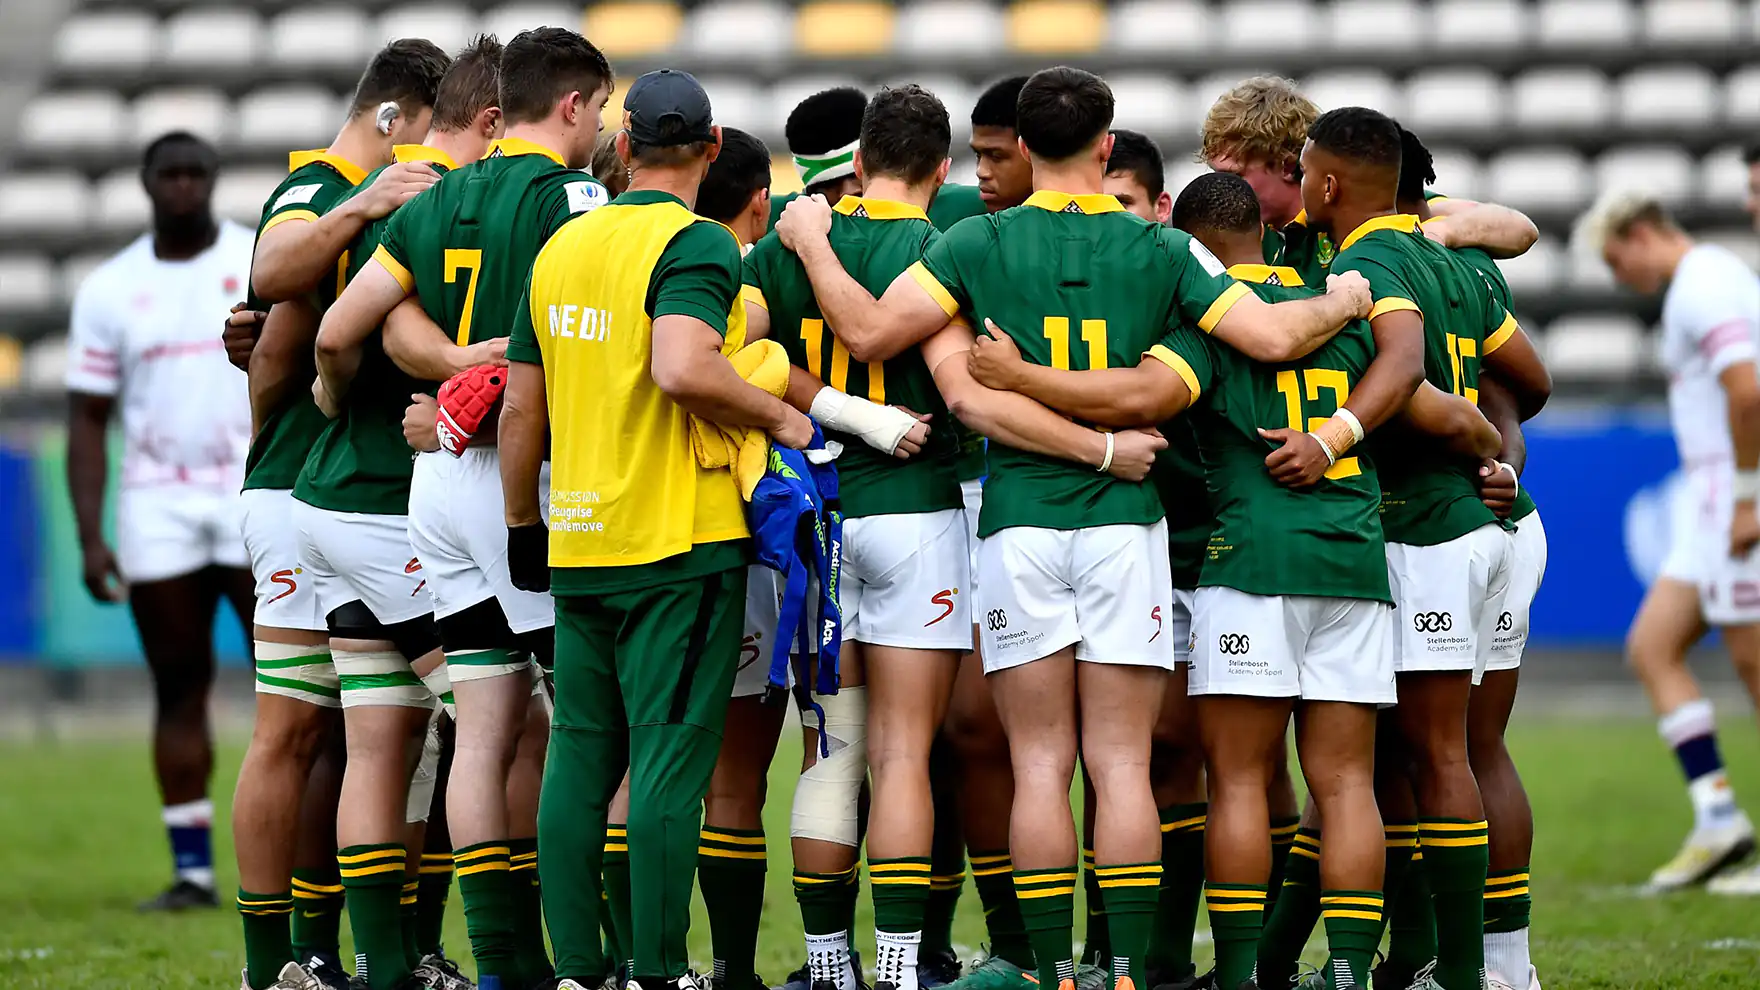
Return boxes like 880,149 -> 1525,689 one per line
339,844 -> 412,990
1147,803 -> 1205,981
924,826 -> 966,958
699,828 -> 768,986
1256,827 -> 1320,988
1483,867 -> 1531,934
510,837 -> 553,985
1096,863 -> 1161,989
1081,847 -> 1109,967
400,878 -> 421,969
1320,890 -> 1384,989
1206,883 -> 1267,990
1385,849 -> 1437,977
239,889 -> 295,989
603,827 -> 633,976
972,850 -> 1035,970
290,867 -> 345,965
415,854 -> 453,960
1265,815 -> 1303,916
1418,821 -> 1489,990
456,842 -> 521,985
1014,867 -> 1078,990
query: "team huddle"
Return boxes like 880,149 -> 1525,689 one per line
112,20 -> 1565,990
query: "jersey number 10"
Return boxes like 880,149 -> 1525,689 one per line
1275,368 -> 1361,480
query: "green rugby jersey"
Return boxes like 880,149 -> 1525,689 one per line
743,196 -> 963,518
1332,214 -> 1518,547
377,137 -> 609,351
294,146 -> 458,516
1155,264 -> 1389,602
243,149 -> 370,492
1153,420 -> 1210,591
769,181 -> 989,234
1449,243 -> 1538,523
925,184 -> 994,483
1266,210 -> 1337,287
915,190 -> 1250,537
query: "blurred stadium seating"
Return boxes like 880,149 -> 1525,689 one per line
0,0 -> 1756,399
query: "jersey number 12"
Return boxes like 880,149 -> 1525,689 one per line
1275,368 -> 1361,480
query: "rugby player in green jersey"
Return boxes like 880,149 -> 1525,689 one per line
747,85 -> 975,990
777,66 -> 1373,990
770,87 -> 868,230
964,168 -> 1500,990
315,27 -> 615,990
292,38 -> 509,990
1098,130 -> 1209,990
1389,126 -> 1551,990
1196,76 -> 1539,288
230,38 -> 449,990
1295,108 -> 1550,990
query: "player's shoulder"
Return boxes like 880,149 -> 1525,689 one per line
85,233 -> 159,288
530,166 -> 611,212
1679,243 -> 1758,287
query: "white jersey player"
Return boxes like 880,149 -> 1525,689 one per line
1586,190 -> 1760,892
63,133 -> 255,911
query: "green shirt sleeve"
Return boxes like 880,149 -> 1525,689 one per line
648,221 -> 741,336
507,276 -> 541,365
1160,227 -> 1252,334
379,198 -> 416,278
741,234 -> 780,301
1335,249 -> 1421,320
1147,325 -> 1215,403
261,168 -> 351,233
915,215 -> 988,317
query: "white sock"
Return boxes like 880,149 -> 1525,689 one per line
161,798 -> 212,827
1657,700 -> 1743,831
1483,927 -> 1530,986
874,929 -> 922,990
162,799 -> 214,888
1689,773 -> 1742,831
807,931 -> 857,990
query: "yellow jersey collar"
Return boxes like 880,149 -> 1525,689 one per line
488,137 -> 567,166
1023,190 -> 1125,215
1226,263 -> 1305,287
1285,209 -> 1309,230
287,148 -> 369,186
1339,213 -> 1421,252
833,196 -> 930,222
394,144 -> 459,170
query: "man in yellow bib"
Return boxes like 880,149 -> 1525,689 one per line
499,68 -> 814,990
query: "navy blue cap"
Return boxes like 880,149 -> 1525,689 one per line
624,69 -> 714,147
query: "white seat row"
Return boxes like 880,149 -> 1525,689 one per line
22,64 -> 1760,158
0,167 -> 286,236
52,0 -> 1755,74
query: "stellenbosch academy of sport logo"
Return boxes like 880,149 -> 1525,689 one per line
1217,633 -> 1250,655
1412,611 -> 1453,633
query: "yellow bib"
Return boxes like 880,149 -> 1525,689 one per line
527,200 -> 749,568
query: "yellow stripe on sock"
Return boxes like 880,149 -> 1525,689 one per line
700,830 -> 767,845
1321,896 -> 1383,907
237,897 -> 293,908
1098,878 -> 1161,888
1421,836 -> 1490,847
1322,909 -> 1382,921
456,861 -> 512,877
337,849 -> 406,865
418,863 -> 454,875
1484,887 -> 1531,899
240,907 -> 294,916
339,863 -> 407,879
456,846 -> 512,864
1095,865 -> 1163,877
421,853 -> 453,863
1205,888 -> 1267,901
1290,846 -> 1320,860
1419,821 -> 1488,832
1205,902 -> 1264,912
510,851 -> 538,863
604,844 -> 628,853
1161,814 -> 1206,832
291,878 -> 345,893
1383,824 -> 1419,834
871,875 -> 932,885
1271,823 -> 1301,837
793,873 -> 847,885
1014,886 -> 1075,899
869,862 -> 932,873
1489,872 -> 1531,884
699,847 -> 767,860
1013,872 -> 1078,885
969,854 -> 1010,865
971,865 -> 1011,877
1384,837 -> 1418,848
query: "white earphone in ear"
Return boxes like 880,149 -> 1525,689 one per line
376,102 -> 399,136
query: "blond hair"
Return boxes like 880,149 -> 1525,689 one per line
1574,188 -> 1670,257
1197,75 -> 1319,173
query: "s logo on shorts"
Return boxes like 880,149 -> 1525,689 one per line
1217,633 -> 1250,655
267,567 -> 301,604
1413,611 -> 1453,633
925,588 -> 958,627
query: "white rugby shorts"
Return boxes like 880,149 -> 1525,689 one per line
1482,510 -> 1548,675
961,479 -> 983,594
736,565 -> 803,699
1386,522 -> 1513,678
975,521 -> 1176,672
1171,587 -> 1196,665
1659,469 -> 1760,626
1188,586 -> 1396,704
841,509 -> 972,651
116,484 -> 249,584
238,488 -> 326,632
291,501 -> 431,625
408,448 -> 553,635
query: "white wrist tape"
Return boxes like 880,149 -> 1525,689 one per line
1735,470 -> 1759,502
1309,432 -> 1339,465
809,388 -> 916,455
1099,432 -> 1115,473
1494,460 -> 1520,498
1336,407 -> 1365,445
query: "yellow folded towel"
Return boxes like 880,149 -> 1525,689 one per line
691,338 -> 791,500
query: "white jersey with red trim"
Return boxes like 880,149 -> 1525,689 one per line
1659,243 -> 1760,468
64,222 -> 255,490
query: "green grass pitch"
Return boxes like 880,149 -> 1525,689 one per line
2,717 -> 1759,988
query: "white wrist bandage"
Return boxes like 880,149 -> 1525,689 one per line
1336,407 -> 1365,444
1099,432 -> 1115,473
1309,432 -> 1339,465
1734,470 -> 1759,502
809,388 -> 916,454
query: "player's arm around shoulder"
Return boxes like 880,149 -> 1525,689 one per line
1191,231 -> 1374,363
1421,197 -> 1539,259
253,162 -> 438,302
965,318 -> 1197,427
1479,308 -> 1552,420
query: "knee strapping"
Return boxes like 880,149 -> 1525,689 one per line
333,648 -> 433,709
791,686 -> 868,846
420,664 -> 456,719
252,640 -> 338,707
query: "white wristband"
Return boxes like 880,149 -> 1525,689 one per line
1735,469 -> 1760,502
1336,407 -> 1365,445
1309,432 -> 1339,465
1099,432 -> 1115,473
808,388 -> 916,455
1496,460 -> 1520,498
